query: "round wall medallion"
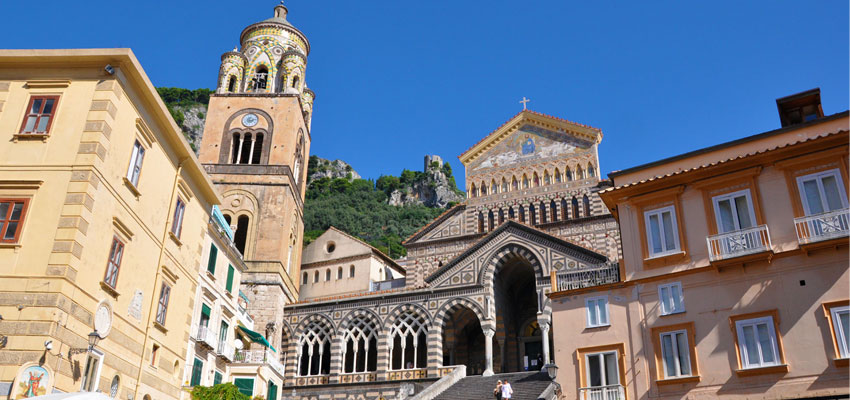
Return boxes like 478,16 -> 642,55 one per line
242,113 -> 259,127
94,301 -> 113,338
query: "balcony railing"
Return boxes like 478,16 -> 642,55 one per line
553,262 -> 621,292
233,349 -> 285,377
580,385 -> 625,400
370,278 -> 406,292
217,342 -> 235,361
707,225 -> 771,262
193,325 -> 218,349
795,208 -> 850,245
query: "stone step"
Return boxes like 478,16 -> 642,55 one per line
433,371 -> 553,400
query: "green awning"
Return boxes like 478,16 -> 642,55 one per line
237,325 -> 277,352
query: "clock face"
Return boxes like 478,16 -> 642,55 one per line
242,113 -> 259,127
94,303 -> 112,338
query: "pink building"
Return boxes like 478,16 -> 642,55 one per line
549,89 -> 849,399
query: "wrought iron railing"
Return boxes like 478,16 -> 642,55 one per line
707,225 -> 771,262
579,385 -> 625,400
554,263 -> 621,292
794,208 -> 849,245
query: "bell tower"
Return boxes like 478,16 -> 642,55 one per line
198,1 -> 313,346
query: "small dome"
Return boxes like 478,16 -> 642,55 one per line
263,2 -> 293,27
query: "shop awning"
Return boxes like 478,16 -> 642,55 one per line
237,325 -> 276,352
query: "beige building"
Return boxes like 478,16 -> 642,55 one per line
549,89 -> 849,399
0,49 -> 221,400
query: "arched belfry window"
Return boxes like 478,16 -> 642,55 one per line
389,311 -> 429,370
292,75 -> 300,89
293,132 -> 305,185
511,176 -> 519,191
342,315 -> 379,373
588,163 -> 596,177
253,66 -> 269,90
227,75 -> 237,92
298,319 -> 332,376
234,215 -> 249,255
231,131 -> 264,165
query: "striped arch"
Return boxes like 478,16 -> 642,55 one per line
339,308 -> 384,333
433,297 -> 489,330
295,313 -> 336,337
384,303 -> 432,327
478,243 -> 544,287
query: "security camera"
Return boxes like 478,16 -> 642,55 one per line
104,64 -> 115,75
44,340 -> 53,351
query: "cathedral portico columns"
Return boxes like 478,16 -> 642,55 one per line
483,327 -> 495,376
328,334 -> 344,383
375,328 -> 390,381
537,315 -> 551,365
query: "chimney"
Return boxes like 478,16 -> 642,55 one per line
776,88 -> 824,127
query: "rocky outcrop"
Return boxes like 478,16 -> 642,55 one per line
172,103 -> 207,153
388,161 -> 464,208
307,156 -> 361,184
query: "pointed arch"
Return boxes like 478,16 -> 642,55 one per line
511,176 -> 519,191
498,208 -> 505,225
480,181 -> 488,196
477,211 -> 485,233
561,198 -> 569,220
543,170 -> 551,185
566,167 -> 573,181
550,199 -> 559,222
554,168 -> 562,183
434,297 -> 488,329
587,162 -> 596,177
583,194 -> 592,217
522,174 -> 529,189
572,196 -> 580,218
532,172 -> 540,187
576,165 -> 584,180
296,314 -> 335,376
501,177 -> 508,193
539,202 -> 548,224
339,310 -> 382,373
488,209 -> 495,231
529,204 -> 537,225
470,183 -> 477,198
490,179 -> 498,194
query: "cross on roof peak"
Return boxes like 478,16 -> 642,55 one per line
519,97 -> 530,110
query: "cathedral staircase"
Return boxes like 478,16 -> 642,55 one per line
431,371 -> 555,400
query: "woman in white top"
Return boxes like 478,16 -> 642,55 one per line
501,380 -> 513,399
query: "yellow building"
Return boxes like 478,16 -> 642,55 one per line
0,49 -> 220,400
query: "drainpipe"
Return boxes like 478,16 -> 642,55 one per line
133,159 -> 187,400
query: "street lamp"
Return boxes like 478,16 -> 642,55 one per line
544,363 -> 558,380
69,331 -> 102,356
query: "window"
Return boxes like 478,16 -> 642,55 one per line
585,351 -> 619,388
267,381 -> 278,400
227,75 -> 237,92
734,315 -> 781,369
103,237 -> 124,289
389,311 -> 429,370
797,169 -> 847,215
20,95 -> 59,134
645,206 -> 680,257
313,271 -> 319,283
155,282 -> 171,326
659,330 -> 691,378
126,141 -> 145,187
190,358 -> 204,386
588,163 -> 596,177
0,199 -> 29,243
291,75 -> 300,89
325,269 -> 331,281
829,305 -> 850,359
213,371 -> 223,386
219,320 -> 229,351
226,264 -> 235,293
350,265 -> 355,278
171,198 -> 186,239
302,272 -> 308,285
583,194 -> 591,217
658,282 -> 685,315
110,375 -> 120,399
207,245 -> 218,275
298,319 -> 332,376
230,132 -> 264,165
150,344 -> 159,367
234,215 -> 249,254
343,315 -> 379,373
234,378 -> 253,397
81,349 -> 104,392
337,267 -> 343,280
253,67 -> 268,90
712,189 -> 756,233
586,296 -> 609,328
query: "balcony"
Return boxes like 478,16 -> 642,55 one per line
193,325 -> 218,349
233,349 -> 285,377
552,262 -> 621,292
580,385 -> 625,400
795,208 -> 849,249
217,342 -> 235,362
707,225 -> 772,266
369,278 -> 406,292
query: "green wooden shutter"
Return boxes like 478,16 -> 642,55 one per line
219,320 -> 229,345
267,381 -> 278,400
234,378 -> 253,397
201,304 -> 211,319
207,245 -> 218,274
213,371 -> 222,386
226,264 -> 234,293
190,358 -> 203,386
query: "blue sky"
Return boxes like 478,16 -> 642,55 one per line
3,1 -> 847,190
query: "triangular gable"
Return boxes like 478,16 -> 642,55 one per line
459,110 -> 602,168
425,221 -> 609,289
403,203 -> 469,246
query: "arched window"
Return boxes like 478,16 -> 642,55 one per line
550,199 -> 559,222
566,168 -> 573,181
540,202 -> 547,224
298,319 -> 332,376
292,75 -> 300,89
223,214 -> 232,226
587,163 -> 596,177
529,205 -> 537,225
253,66 -> 269,90
231,132 -> 264,165
313,271 -> 319,283
349,265 -> 356,278
470,184 -> 477,198
477,212 -> 484,233
583,194 -> 591,217
519,206 -> 526,223
342,315 -> 379,373
544,171 -> 551,185
480,182 -> 487,196
533,172 -> 540,187
554,168 -> 562,184
490,180 -> 497,194
561,198 -> 569,220
498,208 -> 505,225
522,175 -> 529,189
325,269 -> 331,281
488,210 -> 495,231
293,133 -> 305,185
227,75 -> 237,92
501,178 -> 508,193
389,311 -> 429,370
302,272 -> 308,285
337,267 -> 343,280
508,207 -> 515,220
577,166 -> 584,180
234,215 -> 249,255
512,176 -> 519,191
572,196 -> 580,218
